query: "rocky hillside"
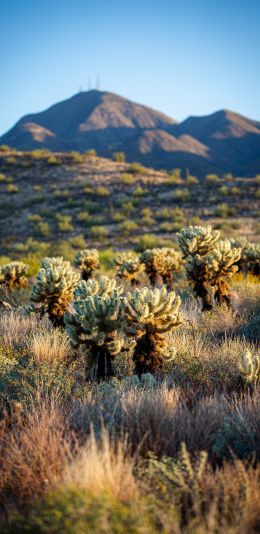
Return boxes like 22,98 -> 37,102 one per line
1,91 -> 260,176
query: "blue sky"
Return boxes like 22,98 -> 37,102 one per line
1,0 -> 259,135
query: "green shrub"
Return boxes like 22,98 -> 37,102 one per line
47,156 -> 61,165
85,148 -> 97,156
112,151 -> 125,162
56,214 -> 74,232
119,173 -> 135,185
120,220 -> 138,236
90,225 -> 108,239
6,184 -> 19,194
95,186 -> 110,197
129,162 -> 147,175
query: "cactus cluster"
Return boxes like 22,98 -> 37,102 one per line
178,226 -> 241,310
126,286 -> 183,375
28,257 -> 80,327
73,248 -> 100,281
140,248 -> 182,288
65,277 -> 183,379
230,238 -> 260,277
115,252 -> 144,286
65,276 -> 132,380
0,261 -> 28,290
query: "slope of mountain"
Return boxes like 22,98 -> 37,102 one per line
1,91 -> 260,176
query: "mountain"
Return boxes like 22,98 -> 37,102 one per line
1,91 -> 260,176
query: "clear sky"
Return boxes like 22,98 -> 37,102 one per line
1,0 -> 259,135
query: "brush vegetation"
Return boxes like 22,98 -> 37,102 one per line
0,215 -> 259,532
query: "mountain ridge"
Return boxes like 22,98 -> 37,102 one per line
1,90 -> 260,176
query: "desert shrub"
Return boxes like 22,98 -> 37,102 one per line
133,185 -> 146,196
129,162 -> 147,174
69,151 -> 84,164
205,173 -> 219,184
215,202 -> 237,217
120,220 -> 138,236
6,184 -> 19,194
73,249 -> 100,281
112,151 -> 125,163
186,173 -> 199,185
85,148 -> 96,156
172,188 -> 190,202
56,214 -> 74,232
95,186 -> 110,197
126,286 -> 183,374
119,173 -> 135,185
47,156 -> 61,165
90,225 -> 108,239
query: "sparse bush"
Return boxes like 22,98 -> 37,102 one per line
112,151 -> 125,162
119,173 -> 135,185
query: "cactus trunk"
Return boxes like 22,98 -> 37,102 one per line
133,334 -> 163,375
88,347 -> 114,381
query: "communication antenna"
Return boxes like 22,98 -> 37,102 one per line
96,73 -> 100,90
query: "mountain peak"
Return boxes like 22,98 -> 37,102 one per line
0,92 -> 259,176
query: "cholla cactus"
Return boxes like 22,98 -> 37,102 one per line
41,256 -> 72,270
178,226 -> 241,310
73,249 -> 100,281
126,286 -> 183,375
177,225 -> 220,257
0,261 -> 28,289
238,350 -> 260,386
65,276 -> 132,380
141,248 -> 183,288
243,243 -> 260,276
29,265 -> 80,327
230,239 -> 260,276
115,252 -> 144,287
203,240 -> 241,307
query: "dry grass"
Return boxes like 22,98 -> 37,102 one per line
62,430 -> 137,502
0,398 -> 72,508
28,328 -> 71,365
0,312 -> 39,347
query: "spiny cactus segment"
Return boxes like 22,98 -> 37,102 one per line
73,248 -> 100,281
41,256 -> 72,270
238,350 -> 259,386
126,286 -> 183,375
115,252 -> 144,286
